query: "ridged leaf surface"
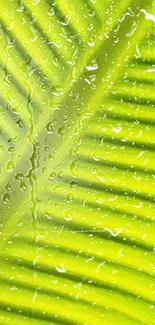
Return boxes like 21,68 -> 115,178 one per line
0,0 -> 155,324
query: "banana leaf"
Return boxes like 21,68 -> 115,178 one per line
0,0 -> 155,324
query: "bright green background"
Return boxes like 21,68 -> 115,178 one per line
0,0 -> 155,324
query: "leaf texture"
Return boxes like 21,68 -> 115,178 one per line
0,0 -> 155,324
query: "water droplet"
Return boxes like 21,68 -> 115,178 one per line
64,215 -> 72,221
47,8 -> 55,17
70,160 -> 78,176
112,126 -> 122,133
86,59 -> 98,71
126,21 -> 138,37
6,161 -> 14,171
3,193 -> 11,204
55,265 -> 66,273
141,9 -> 155,23
58,126 -> 65,137
51,85 -> 63,96
32,0 -> 40,4
105,228 -> 123,237
46,119 -> 56,134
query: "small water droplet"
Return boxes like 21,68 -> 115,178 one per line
112,126 -> 122,133
58,126 -> 65,137
55,265 -> 66,273
86,59 -> 98,71
105,228 -> 123,237
46,119 -> 56,134
32,0 -> 40,4
6,161 -> 14,171
70,160 -> 78,176
51,85 -> 63,96
3,193 -> 11,204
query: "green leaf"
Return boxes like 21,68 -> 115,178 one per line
0,0 -> 155,324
